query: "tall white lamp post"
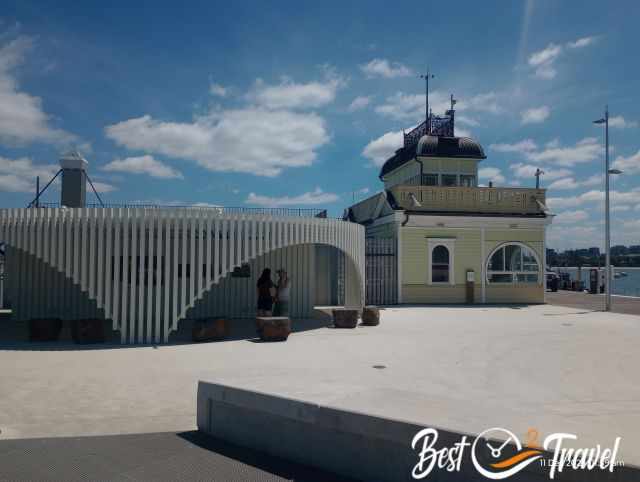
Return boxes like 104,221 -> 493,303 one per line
593,107 -> 622,311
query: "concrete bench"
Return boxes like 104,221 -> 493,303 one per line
256,317 -> 291,342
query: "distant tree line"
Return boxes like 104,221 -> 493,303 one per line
547,245 -> 640,267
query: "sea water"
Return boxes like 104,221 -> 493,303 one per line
554,267 -> 640,297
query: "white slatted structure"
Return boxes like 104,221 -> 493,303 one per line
0,207 -> 365,344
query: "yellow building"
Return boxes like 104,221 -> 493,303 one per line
346,108 -> 552,305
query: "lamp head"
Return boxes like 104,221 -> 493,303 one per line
608,169 -> 622,175
593,118 -> 606,124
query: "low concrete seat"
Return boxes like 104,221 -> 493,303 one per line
256,317 -> 291,341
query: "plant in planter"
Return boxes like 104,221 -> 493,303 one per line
72,319 -> 105,344
332,309 -> 359,328
192,318 -> 229,342
257,317 -> 291,341
361,306 -> 380,326
29,318 -> 63,342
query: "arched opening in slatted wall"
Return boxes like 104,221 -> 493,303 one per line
170,243 -> 362,340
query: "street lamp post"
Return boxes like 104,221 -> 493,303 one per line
593,107 -> 622,311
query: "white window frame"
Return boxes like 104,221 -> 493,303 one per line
485,241 -> 541,285
427,238 -> 455,285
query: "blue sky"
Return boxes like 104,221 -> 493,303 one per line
0,0 -> 639,250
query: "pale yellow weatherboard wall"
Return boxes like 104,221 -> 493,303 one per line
400,226 -> 545,304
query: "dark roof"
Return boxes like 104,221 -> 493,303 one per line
379,135 -> 486,179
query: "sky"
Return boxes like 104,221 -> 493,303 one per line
0,0 -> 639,251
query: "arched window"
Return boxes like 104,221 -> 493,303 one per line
431,245 -> 450,283
486,243 -> 540,284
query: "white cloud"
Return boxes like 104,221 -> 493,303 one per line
548,177 -> 580,190
245,187 -> 339,207
528,43 -> 562,79
247,72 -> 344,110
102,155 -> 183,179
92,181 -> 117,193
209,83 -> 228,97
478,167 -> 505,184
348,95 -> 371,112
509,163 -> 572,181
0,155 -> 58,192
374,90 -> 501,121
459,92 -> 503,114
582,174 -> 603,187
374,92 -> 426,121
528,43 -> 562,67
547,188 -> 640,210
360,58 -> 412,78
520,106 -> 550,124
455,127 -> 472,139
457,115 -> 479,127
105,108 -> 329,177
362,130 -> 404,166
526,137 -> 600,166
608,116 -> 638,129
567,36 -> 597,49
527,37 -> 596,80
489,139 -> 537,153
547,174 -> 604,191
554,209 -> 589,224
612,150 -> 640,174
0,36 -> 75,145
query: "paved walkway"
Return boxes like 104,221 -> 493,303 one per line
547,290 -> 640,315
1,305 -> 639,474
0,431 -> 353,481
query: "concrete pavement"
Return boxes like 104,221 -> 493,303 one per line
1,305 -> 639,473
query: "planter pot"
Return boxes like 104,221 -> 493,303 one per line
29,318 -> 62,342
257,317 -> 291,342
72,319 -> 105,344
361,306 -> 380,326
192,318 -> 229,342
332,309 -> 358,328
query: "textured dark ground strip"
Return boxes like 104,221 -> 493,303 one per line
0,431 -> 358,482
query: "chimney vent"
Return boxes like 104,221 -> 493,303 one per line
59,151 -> 88,208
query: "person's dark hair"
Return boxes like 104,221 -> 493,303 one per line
257,268 -> 271,286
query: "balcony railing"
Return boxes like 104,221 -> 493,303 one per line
30,203 -> 328,218
390,185 -> 546,215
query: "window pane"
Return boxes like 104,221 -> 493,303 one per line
488,249 -> 504,271
488,273 -> 513,283
432,245 -> 449,264
505,244 -> 522,271
431,245 -> 449,283
432,265 -> 449,283
516,273 -> 538,283
442,174 -> 457,186
422,174 -> 438,186
460,175 -> 476,187
522,247 -> 539,272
